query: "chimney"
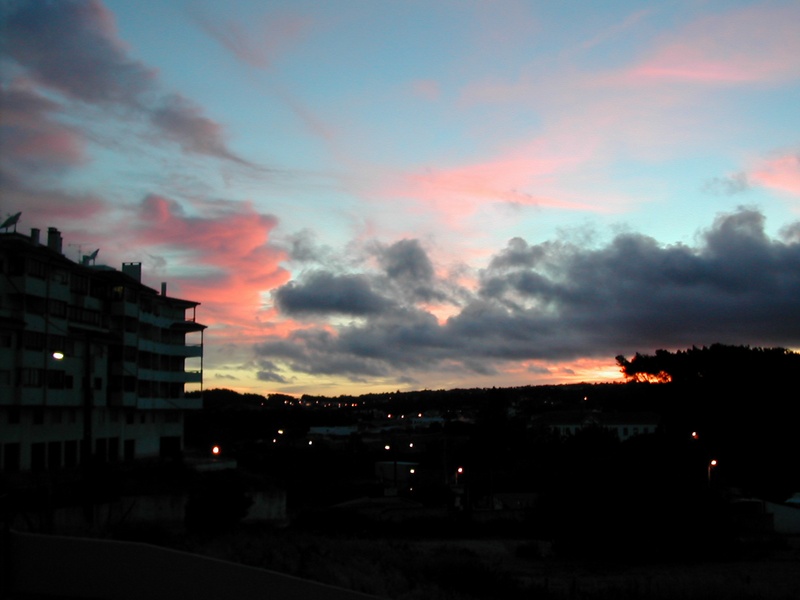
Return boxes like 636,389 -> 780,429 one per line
31,228 -> 40,244
122,262 -> 142,282
47,227 -> 63,253
161,282 -> 167,296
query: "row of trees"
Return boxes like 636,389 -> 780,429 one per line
616,343 -> 799,385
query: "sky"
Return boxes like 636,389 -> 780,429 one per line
1,0 -> 799,397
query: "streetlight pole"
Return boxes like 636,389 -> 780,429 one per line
708,459 -> 717,486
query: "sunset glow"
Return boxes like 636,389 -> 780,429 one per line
2,1 -> 799,397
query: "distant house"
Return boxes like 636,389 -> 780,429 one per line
542,410 -> 660,442
0,224 -> 206,474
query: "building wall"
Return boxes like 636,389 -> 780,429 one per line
0,227 -> 205,473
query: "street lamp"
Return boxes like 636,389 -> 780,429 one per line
455,466 -> 464,485
708,459 -> 717,485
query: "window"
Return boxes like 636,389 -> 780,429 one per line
48,299 -> 67,317
70,274 -> 89,294
33,407 -> 44,425
20,369 -> 42,387
124,439 -> 135,461
3,443 -> 20,472
23,331 -> 45,350
31,442 -> 46,471
48,441 -> 62,470
96,438 -> 108,463
26,296 -> 46,314
48,334 -> 74,355
64,440 -> 78,468
90,281 -> 107,299
27,259 -> 47,279
47,370 -> 66,389
108,437 -> 120,463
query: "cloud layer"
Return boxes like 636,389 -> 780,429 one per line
1,0 -> 244,163
257,208 -> 800,386
3,1 -> 799,394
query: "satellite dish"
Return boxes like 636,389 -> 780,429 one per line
1,212 -> 21,231
82,249 -> 100,265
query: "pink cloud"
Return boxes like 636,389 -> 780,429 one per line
751,153 -> 800,198
391,141 -> 602,226
625,5 -> 800,85
2,189 -> 108,227
0,85 -> 85,172
134,195 -> 291,338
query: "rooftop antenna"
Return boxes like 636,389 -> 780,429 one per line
68,242 -> 84,261
1,212 -> 21,232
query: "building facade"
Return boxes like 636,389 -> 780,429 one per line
0,225 -> 205,473
544,410 -> 660,442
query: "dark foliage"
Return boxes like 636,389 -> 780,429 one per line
184,470 -> 253,534
615,344 -> 800,386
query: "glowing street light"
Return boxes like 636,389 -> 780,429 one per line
211,445 -> 221,456
52,351 -> 65,360
455,466 -> 464,485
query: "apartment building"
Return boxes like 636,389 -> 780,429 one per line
0,224 -> 205,473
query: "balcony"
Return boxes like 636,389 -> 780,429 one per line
137,368 -> 203,384
136,396 -> 202,411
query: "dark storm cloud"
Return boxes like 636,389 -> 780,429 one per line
273,271 -> 394,317
379,239 -> 435,283
258,209 -> 800,383
0,0 -> 245,163
375,238 -> 452,304
0,0 -> 153,104
256,328 -> 393,379
374,238 -> 456,304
